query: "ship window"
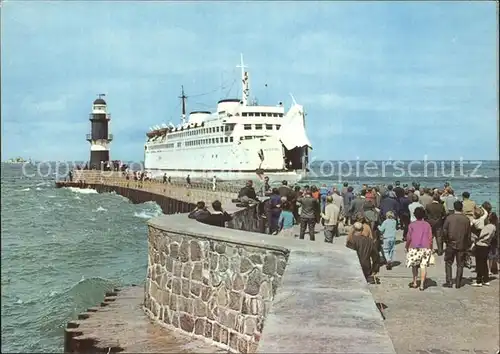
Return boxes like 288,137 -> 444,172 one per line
230,137 -> 233,142
266,124 -> 273,130
245,136 -> 252,140
240,137 -> 244,140
216,127 -> 220,132
267,113 -> 273,117
225,126 -> 229,132
279,113 -> 284,117
276,125 -> 281,130
248,113 -> 254,117
244,124 -> 251,130
254,113 -> 260,117
216,138 -> 219,143
255,124 -> 262,130
211,138 -> 215,143
242,112 -> 248,117
177,142 -> 181,147
224,137 -> 228,143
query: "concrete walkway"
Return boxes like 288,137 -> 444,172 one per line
368,236 -> 499,354
287,225 -> 499,354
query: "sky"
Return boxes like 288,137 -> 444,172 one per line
1,1 -> 498,162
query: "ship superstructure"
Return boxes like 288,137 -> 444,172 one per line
144,55 -> 312,182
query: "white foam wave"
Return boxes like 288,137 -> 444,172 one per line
133,211 -> 157,219
74,196 -> 81,200
36,182 -> 49,187
65,187 -> 97,194
20,188 -> 30,192
133,201 -> 163,219
94,206 -> 108,212
35,187 -> 42,191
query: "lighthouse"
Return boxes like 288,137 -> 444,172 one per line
86,94 -> 113,170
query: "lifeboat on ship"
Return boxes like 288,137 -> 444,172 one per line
146,129 -> 162,138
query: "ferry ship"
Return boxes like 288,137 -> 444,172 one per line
144,55 -> 312,182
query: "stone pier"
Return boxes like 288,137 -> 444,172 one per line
61,173 -> 396,353
64,286 -> 225,353
142,213 -> 396,354
55,171 -> 242,214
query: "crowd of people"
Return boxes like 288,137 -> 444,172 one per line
232,179 -> 498,289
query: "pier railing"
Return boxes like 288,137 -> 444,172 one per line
69,170 -> 242,206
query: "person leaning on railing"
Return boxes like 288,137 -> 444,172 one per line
199,200 -> 232,228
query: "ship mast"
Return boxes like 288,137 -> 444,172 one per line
179,85 -> 187,124
236,53 -> 249,106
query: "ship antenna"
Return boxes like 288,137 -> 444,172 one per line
289,93 -> 297,106
236,53 -> 249,106
179,85 -> 187,124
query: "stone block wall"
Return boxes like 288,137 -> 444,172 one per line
227,203 -> 262,233
145,225 -> 288,353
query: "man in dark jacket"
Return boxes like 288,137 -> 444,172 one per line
442,201 -> 472,288
278,180 -> 292,199
393,181 -> 405,199
188,201 -> 211,222
398,192 -> 411,241
346,222 -> 380,283
342,186 -> 355,225
238,180 -> 258,201
425,195 -> 446,255
379,193 -> 399,220
349,190 -> 367,220
297,190 -> 319,241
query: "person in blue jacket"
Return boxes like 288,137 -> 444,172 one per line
319,184 -> 329,213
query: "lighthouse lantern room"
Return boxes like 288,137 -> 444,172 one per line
86,94 -> 113,169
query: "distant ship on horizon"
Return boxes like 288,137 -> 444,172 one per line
4,157 -> 32,164
143,54 -> 312,182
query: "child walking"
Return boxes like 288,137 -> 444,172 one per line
378,211 -> 398,270
278,201 -> 296,238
